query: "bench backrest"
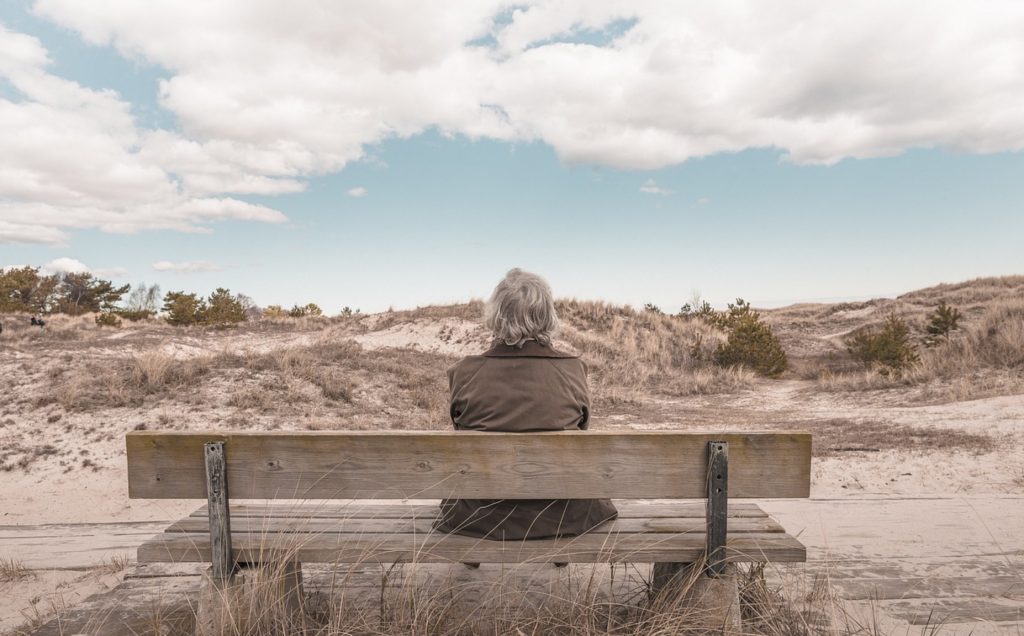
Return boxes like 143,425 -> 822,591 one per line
126,431 -> 810,500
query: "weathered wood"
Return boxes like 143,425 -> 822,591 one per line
137,530 -> 806,564
650,562 -> 687,597
126,431 -> 812,500
706,441 -> 728,576
166,515 -> 785,535
188,501 -> 771,520
204,442 -> 234,584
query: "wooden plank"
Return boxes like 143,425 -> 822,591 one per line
165,515 -> 785,535
137,531 -> 806,564
126,431 -> 811,500
203,442 -> 234,583
188,501 -> 771,520
706,440 -> 728,575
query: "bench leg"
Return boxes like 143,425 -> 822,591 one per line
649,563 -> 742,633
194,561 -> 307,636
195,567 -> 241,636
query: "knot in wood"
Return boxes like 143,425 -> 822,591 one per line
414,460 -> 433,472
510,461 -> 548,476
265,459 -> 282,472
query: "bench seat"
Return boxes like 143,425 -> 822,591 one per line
138,501 -> 806,565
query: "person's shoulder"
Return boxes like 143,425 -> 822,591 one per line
447,354 -> 488,383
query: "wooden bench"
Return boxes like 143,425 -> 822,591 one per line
126,430 -> 810,627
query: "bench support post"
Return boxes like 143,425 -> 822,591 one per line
706,440 -> 728,576
204,441 -> 234,584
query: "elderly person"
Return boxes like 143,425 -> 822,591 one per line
433,268 -> 618,541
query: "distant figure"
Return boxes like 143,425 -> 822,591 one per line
433,268 -> 618,541
30,316 -> 46,328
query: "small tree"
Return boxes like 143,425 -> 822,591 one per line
846,313 -> 920,374
0,266 -> 59,313
205,288 -> 246,325
122,282 -> 162,319
263,305 -> 287,318
162,291 -> 206,326
289,303 -> 323,318
55,273 -> 130,315
712,299 -> 788,377
643,303 -> 662,314
95,312 -> 122,328
924,301 -> 962,345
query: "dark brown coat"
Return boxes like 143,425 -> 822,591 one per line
433,340 -> 618,540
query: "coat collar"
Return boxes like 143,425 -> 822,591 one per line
482,339 -> 578,358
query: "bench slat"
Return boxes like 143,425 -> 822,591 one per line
188,502 -> 771,520
127,431 -> 811,500
166,515 -> 786,535
137,531 -> 806,564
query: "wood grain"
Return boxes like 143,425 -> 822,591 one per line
166,515 -> 785,535
137,531 -> 806,564
203,442 -> 234,583
126,431 -> 811,500
188,501 -> 771,520
706,440 -> 728,575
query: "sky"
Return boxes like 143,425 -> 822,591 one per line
1,1 -> 1022,313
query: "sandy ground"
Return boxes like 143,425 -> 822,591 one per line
2,312 -> 1023,634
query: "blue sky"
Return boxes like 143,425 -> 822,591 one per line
2,2 -> 1022,313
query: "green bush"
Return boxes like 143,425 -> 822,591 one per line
114,309 -> 153,322
206,288 -> 247,325
289,303 -> 323,318
846,313 -> 920,374
95,312 -> 122,328
924,300 -> 962,346
712,299 -> 788,377
162,292 -> 206,326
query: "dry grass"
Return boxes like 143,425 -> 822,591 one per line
42,339 -> 454,429
0,558 -> 35,583
162,555 -> 855,635
813,297 -> 1024,402
556,299 -> 756,402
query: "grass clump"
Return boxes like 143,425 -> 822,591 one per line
0,557 -> 35,582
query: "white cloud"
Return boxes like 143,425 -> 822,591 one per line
697,197 -> 710,205
639,178 -> 671,195
346,186 -> 368,198
0,1 -> 1022,245
0,24 -> 289,245
152,260 -> 221,273
41,257 -> 89,274
38,257 -> 127,278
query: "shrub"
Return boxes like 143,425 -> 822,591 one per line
289,303 -> 323,318
114,309 -> 153,322
924,300 -> 962,346
162,291 -> 206,326
643,303 -> 663,314
263,305 -> 288,318
713,300 -> 788,377
846,313 -> 919,374
94,312 -> 122,328
206,288 -> 247,325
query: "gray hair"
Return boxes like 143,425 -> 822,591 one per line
484,268 -> 559,348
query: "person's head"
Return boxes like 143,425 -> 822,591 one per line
484,268 -> 559,348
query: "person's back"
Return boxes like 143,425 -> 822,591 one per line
433,269 -> 617,540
